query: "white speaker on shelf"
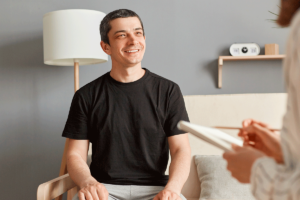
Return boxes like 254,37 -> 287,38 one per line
229,43 -> 260,56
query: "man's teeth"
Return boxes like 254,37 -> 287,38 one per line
126,50 -> 138,53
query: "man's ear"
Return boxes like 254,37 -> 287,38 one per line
100,41 -> 111,55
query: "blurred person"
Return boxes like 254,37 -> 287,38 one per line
223,0 -> 300,199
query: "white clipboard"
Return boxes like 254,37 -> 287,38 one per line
177,121 -> 243,151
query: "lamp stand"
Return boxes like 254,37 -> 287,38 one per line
55,61 -> 80,200
74,61 -> 79,92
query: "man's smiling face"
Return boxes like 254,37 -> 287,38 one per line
103,17 -> 146,67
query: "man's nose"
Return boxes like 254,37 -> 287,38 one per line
127,34 -> 139,45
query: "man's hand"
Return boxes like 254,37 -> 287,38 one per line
223,145 -> 265,183
153,189 -> 182,200
238,119 -> 283,164
78,180 -> 108,200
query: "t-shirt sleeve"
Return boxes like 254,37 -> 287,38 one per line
62,91 -> 90,140
164,84 -> 189,137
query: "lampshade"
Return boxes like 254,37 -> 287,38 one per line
43,9 -> 108,66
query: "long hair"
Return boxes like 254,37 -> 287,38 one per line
277,0 -> 300,27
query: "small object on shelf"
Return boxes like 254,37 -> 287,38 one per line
217,55 -> 285,88
265,43 -> 279,55
229,43 -> 260,56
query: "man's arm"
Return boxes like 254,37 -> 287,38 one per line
154,133 -> 191,200
66,139 -> 108,200
166,133 -> 191,194
66,139 -> 94,187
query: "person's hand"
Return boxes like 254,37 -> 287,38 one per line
223,144 -> 266,183
78,180 -> 109,200
153,189 -> 182,200
238,119 -> 283,164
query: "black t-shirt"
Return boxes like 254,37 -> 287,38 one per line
62,68 -> 189,186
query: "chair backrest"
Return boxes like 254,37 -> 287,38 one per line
87,93 -> 287,200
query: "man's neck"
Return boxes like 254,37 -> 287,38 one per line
110,62 -> 145,83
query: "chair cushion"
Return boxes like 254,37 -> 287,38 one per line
194,155 -> 255,200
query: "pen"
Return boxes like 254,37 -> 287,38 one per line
214,126 -> 280,132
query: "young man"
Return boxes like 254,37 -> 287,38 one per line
63,9 -> 191,200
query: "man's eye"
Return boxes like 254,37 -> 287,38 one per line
119,34 -> 125,37
137,32 -> 142,35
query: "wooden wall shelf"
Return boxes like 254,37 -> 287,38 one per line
218,55 -> 285,88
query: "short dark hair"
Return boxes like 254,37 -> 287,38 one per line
100,9 -> 145,45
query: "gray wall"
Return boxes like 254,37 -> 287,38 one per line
0,0 -> 289,199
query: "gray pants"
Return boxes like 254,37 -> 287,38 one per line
72,183 -> 187,200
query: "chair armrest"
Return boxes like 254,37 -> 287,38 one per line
37,173 -> 77,200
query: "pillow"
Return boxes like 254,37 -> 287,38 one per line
194,155 -> 255,200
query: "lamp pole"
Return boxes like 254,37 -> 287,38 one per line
74,60 -> 79,92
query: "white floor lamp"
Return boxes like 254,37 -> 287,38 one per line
43,9 -> 108,200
